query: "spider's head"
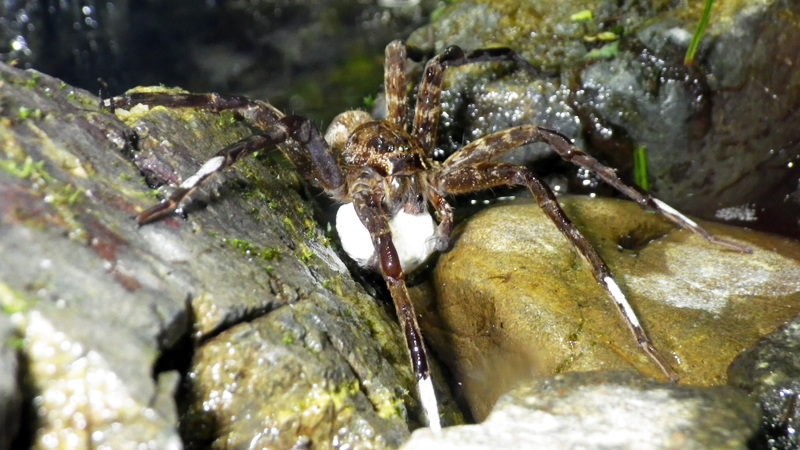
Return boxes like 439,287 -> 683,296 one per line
343,122 -> 426,169
342,120 -> 433,214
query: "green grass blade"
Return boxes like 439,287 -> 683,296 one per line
684,0 -> 715,67
634,146 -> 649,191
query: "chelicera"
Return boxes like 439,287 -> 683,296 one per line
105,40 -> 750,431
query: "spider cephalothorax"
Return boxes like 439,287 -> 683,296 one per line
105,40 -> 750,432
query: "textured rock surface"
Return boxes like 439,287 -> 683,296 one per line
0,312 -> 21,450
183,305 -> 409,450
401,372 -> 760,450
0,64 -> 188,449
412,197 -> 800,420
729,318 -> 800,449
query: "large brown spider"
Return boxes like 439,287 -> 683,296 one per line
105,40 -> 750,431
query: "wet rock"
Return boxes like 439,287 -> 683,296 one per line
0,63 -> 459,448
729,318 -> 800,449
21,310 -> 183,449
401,371 -> 760,450
0,312 -> 21,450
413,196 -> 800,420
407,0 -> 800,238
183,302 -> 409,450
0,63 -> 188,449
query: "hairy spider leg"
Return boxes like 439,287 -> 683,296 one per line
384,40 -> 408,131
428,191 -> 455,252
136,133 -> 284,224
436,162 -> 678,381
352,181 -> 441,432
409,42 -> 537,157
442,126 -> 751,253
105,93 -> 345,223
326,40 -> 412,148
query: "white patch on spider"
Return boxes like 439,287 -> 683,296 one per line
666,27 -> 693,46
335,202 -> 437,273
418,375 -> 441,433
603,276 -> 641,328
653,198 -> 698,228
180,156 -> 225,189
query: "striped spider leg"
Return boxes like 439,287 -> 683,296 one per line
103,93 -> 346,224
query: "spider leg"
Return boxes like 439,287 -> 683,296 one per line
429,190 -> 454,251
436,162 -> 679,382
107,92 -> 347,222
442,126 -> 751,253
109,92 -> 344,195
104,92 -> 282,128
385,40 -> 408,130
410,44 -> 536,157
136,124 -> 294,224
352,184 -> 441,431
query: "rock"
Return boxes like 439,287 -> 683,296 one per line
413,196 -> 800,420
401,372 -> 760,450
407,0 -> 800,238
0,312 -> 21,450
729,318 -> 800,449
0,64 -> 187,449
0,63 -> 461,448
182,304 -> 409,450
3,2 -> 796,447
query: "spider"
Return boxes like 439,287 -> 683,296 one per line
105,40 -> 750,432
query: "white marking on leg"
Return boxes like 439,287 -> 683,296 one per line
418,374 -> 441,433
180,156 -> 225,189
603,276 -> 640,328
653,198 -> 698,228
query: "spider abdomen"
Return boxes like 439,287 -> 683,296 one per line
336,202 -> 437,273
